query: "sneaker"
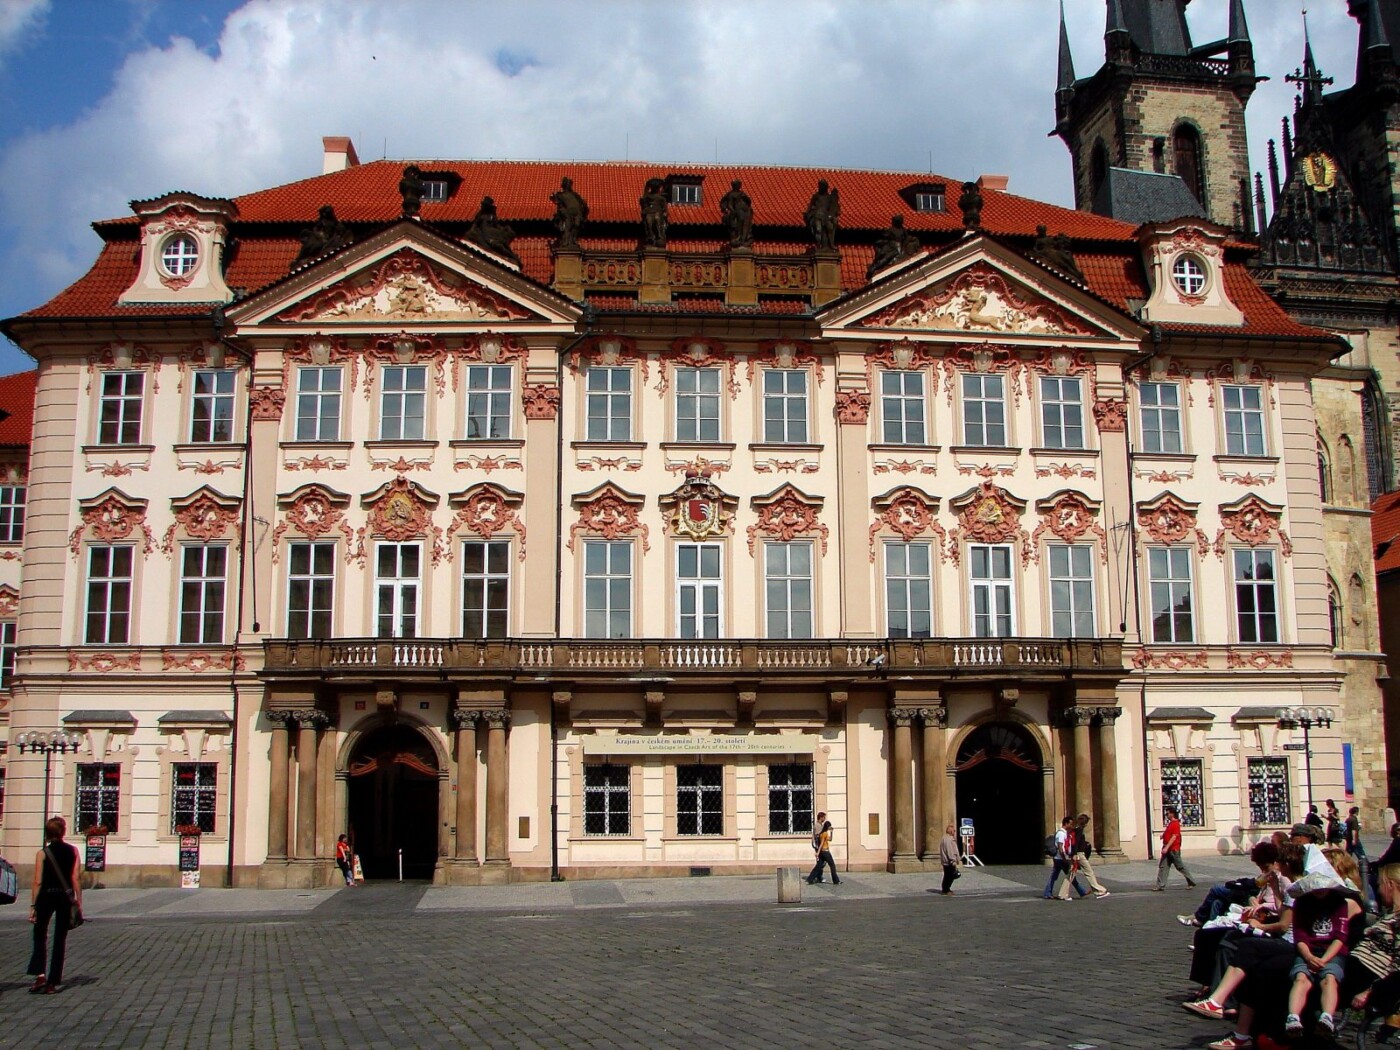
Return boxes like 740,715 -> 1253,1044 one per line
1207,1036 -> 1254,1050
1096,891 -> 1111,899
1284,1014 -> 1303,1036
1154,886 -> 1165,891
1317,1014 -> 1335,1034
1178,914 -> 1200,926
1187,881 -> 1199,888
1184,999 -> 1226,1019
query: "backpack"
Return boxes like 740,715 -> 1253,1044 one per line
0,856 -> 16,906
1044,834 -> 1058,858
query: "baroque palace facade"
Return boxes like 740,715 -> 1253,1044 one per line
0,139 -> 1357,886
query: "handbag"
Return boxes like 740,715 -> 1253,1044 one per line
43,845 -> 84,928
0,856 -> 17,905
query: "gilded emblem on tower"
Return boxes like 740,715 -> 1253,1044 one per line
1301,152 -> 1337,192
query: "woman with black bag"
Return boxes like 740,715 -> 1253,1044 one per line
27,816 -> 81,995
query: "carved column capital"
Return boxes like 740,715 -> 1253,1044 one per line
917,706 -> 947,729
450,709 -> 480,731
291,709 -> 330,729
1061,706 -> 1095,728
888,707 -> 917,727
266,710 -> 295,729
479,709 -> 512,730
1093,706 -> 1123,726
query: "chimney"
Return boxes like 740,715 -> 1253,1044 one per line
322,136 -> 360,175
979,174 -> 1010,191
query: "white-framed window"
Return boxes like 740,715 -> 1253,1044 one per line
583,540 -> 632,639
670,182 -> 701,205
286,541 -> 335,639
767,763 -> 814,835
75,763 -> 121,833
1138,381 -> 1183,454
764,541 -> 813,639
1161,758 -> 1205,827
913,190 -> 945,213
969,544 -> 1014,637
675,367 -> 721,442
160,234 -> 199,277
375,542 -> 421,639
880,371 -> 926,445
961,373 -> 1005,447
884,541 -> 932,638
294,366 -> 342,442
1039,375 -> 1084,450
172,762 -> 217,833
0,485 -> 25,544
1246,757 -> 1289,825
585,367 -> 632,442
379,365 -> 427,441
0,620 -> 15,690
676,764 -> 722,835
465,364 -> 512,440
1148,546 -> 1194,643
1233,548 -> 1279,644
1171,255 -> 1206,296
461,540 -> 510,638
583,764 -> 630,836
762,370 -> 808,444
98,371 -> 144,446
0,768 -> 6,824
85,544 -> 133,644
178,544 -> 227,645
190,369 -> 236,443
1048,544 -> 1095,637
1222,384 -> 1266,456
677,542 -> 722,639
421,179 -> 449,202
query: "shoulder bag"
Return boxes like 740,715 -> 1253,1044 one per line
43,845 -> 84,928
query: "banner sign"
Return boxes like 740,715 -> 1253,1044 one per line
178,834 -> 200,873
84,834 -> 107,873
581,734 -> 817,756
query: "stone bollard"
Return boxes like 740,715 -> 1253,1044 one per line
777,866 -> 803,904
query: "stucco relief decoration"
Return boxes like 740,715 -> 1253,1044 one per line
746,485 -> 829,556
865,340 -> 940,395
282,335 -> 358,396
1171,227 -> 1222,261
270,486 -> 354,562
161,490 -> 241,553
940,343 -> 1023,406
834,389 -> 871,425
1136,492 -> 1211,557
152,207 -> 213,291
452,333 -> 529,392
365,333 -> 449,398
1204,359 -> 1275,409
660,463 -> 737,542
280,249 -> 534,324
522,382 -> 561,420
173,341 -> 244,392
566,335 -> 651,385
1132,649 -> 1210,671
568,484 -> 649,553
664,456 -> 730,475
445,485 -> 527,562
68,491 -> 155,558
248,386 -> 286,422
67,651 -> 143,673
754,458 -> 820,474
285,454 -> 348,472
657,337 -> 738,398
955,462 -> 1016,479
874,458 -> 937,476
358,476 -> 444,565
576,455 -> 642,472
1214,496 -> 1292,558
860,265 -> 1092,336
1226,650 -> 1294,670
867,487 -> 946,562
1029,491 -> 1108,566
454,453 -> 522,474
162,650 -> 246,673
1128,357 -> 1195,407
86,341 -> 162,394
369,454 -> 434,473
945,482 -> 1028,566
1036,463 -> 1096,481
747,341 -> 825,386
1092,398 -> 1127,432
0,584 -> 18,618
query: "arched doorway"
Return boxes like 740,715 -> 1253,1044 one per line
346,724 -> 440,880
954,722 -> 1044,864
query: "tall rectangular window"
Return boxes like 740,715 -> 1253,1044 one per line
677,543 -> 721,639
675,367 -> 721,442
1233,548 -> 1278,644
98,372 -> 144,445
585,367 -> 632,442
461,540 -> 509,638
1039,376 -> 1084,450
1160,759 -> 1204,827
583,540 -> 632,639
583,764 -> 630,836
295,366 -> 342,441
762,370 -> 808,444
767,763 -> 814,835
1222,384 -> 1266,456
961,373 -> 1005,447
85,545 -> 133,644
375,543 -> 421,639
179,545 -> 227,644
287,541 -> 335,639
0,768 -> 5,824
75,763 -> 121,833
1048,544 -> 1095,637
379,365 -> 427,440
880,371 -> 926,445
190,369 -> 236,443
172,762 -> 217,833
0,485 -> 23,544
884,542 -> 932,639
969,544 -> 1014,638
676,764 -> 722,835
1148,547 -> 1194,644
1139,382 -> 1183,454
0,620 -> 15,690
1247,757 -> 1289,825
764,541 -> 813,639
465,365 -> 512,439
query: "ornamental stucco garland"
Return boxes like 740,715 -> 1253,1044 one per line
68,492 -> 155,558
568,485 -> 650,552
87,341 -> 163,395
867,487 -> 946,562
860,264 -> 1091,336
657,337 -> 739,399
160,490 -> 241,554
444,485 -> 527,562
1136,493 -> 1212,557
1028,491 -> 1108,566
747,340 -> 825,386
355,476 -> 443,565
1213,495 -> 1292,558
945,481 -> 1028,566
746,485 -> 828,556
269,487 -> 354,563
566,335 -> 652,385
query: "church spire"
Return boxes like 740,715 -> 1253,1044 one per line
1057,1 -> 1076,94
1228,0 -> 1251,44
1288,12 -> 1334,112
1366,0 -> 1391,53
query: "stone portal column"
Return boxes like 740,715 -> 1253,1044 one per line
1096,707 -> 1124,856
293,710 -> 324,860
888,708 -> 917,871
918,705 -> 947,859
266,713 -> 291,860
1069,707 -> 1094,819
482,709 -> 511,866
452,710 -> 480,862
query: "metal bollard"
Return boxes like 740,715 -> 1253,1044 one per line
777,866 -> 803,904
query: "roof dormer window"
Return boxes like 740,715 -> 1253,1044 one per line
1171,255 -> 1206,296
914,190 -> 945,213
118,192 -> 237,306
669,179 -> 702,205
160,235 -> 200,278
900,182 -> 946,213
421,179 -> 449,203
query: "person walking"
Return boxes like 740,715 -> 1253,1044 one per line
27,816 -> 80,995
335,834 -> 354,887
1154,806 -> 1197,891
807,813 -> 839,885
939,824 -> 961,895
1043,816 -> 1079,900
1068,813 -> 1111,899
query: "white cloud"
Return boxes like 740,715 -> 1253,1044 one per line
0,0 -> 48,59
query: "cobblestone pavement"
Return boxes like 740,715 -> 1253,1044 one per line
0,854 -> 1375,1049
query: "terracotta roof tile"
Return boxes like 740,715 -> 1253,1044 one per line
1374,491 -> 1400,575
0,370 -> 36,446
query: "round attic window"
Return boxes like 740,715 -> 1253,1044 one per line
1170,254 -> 1207,297
160,234 -> 200,278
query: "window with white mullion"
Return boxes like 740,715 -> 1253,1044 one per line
98,372 -> 144,446
379,365 -> 427,441
465,365 -> 512,440
1247,757 -> 1289,825
762,370 -> 808,444
767,763 -> 814,835
969,543 -> 1014,638
961,373 -> 1005,447
1039,376 -> 1084,450
676,764 -> 723,835
75,763 -> 121,833
461,540 -> 510,638
295,367 -> 342,441
1148,546 -> 1195,643
585,367 -> 632,442
583,764 -> 631,836
764,541 -> 813,639
375,542 -> 421,639
1222,384 -> 1266,456
179,544 -> 227,644
677,543 -> 722,639
190,369 -> 237,443
1048,544 -> 1095,637
880,371 -> 926,445
1161,759 -> 1205,827
675,367 -> 721,442
884,542 -> 932,638
172,762 -> 217,833
85,545 -> 133,644
583,540 -> 632,639
1138,382 -> 1183,454
1233,548 -> 1279,644
0,620 -> 15,690
0,485 -> 26,544
286,541 -> 335,639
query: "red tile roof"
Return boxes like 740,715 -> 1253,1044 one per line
1375,491 -> 1400,575
0,370 -> 36,447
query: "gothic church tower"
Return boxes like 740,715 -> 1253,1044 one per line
1054,0 -> 1258,229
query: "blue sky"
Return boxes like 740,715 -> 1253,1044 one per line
0,0 -> 1363,377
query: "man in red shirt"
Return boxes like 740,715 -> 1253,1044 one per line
1154,805 -> 1197,891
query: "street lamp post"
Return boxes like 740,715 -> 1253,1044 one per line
15,730 -> 81,821
1277,706 -> 1333,814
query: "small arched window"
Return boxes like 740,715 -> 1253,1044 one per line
1317,438 -> 1331,503
1173,124 -> 1203,203
1327,579 -> 1342,649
